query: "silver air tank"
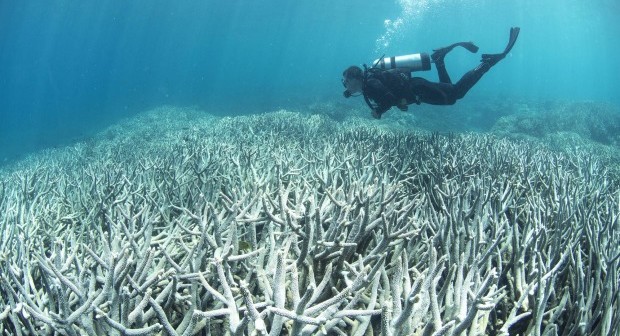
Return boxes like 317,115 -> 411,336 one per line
373,53 -> 431,72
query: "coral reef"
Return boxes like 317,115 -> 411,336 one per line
491,100 -> 620,179
1,108 -> 619,335
491,100 -> 620,146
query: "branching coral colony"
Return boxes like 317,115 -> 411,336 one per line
0,111 -> 619,335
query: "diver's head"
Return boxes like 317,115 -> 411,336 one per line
342,65 -> 364,98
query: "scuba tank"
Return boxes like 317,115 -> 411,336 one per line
372,53 -> 431,72
342,52 -> 431,99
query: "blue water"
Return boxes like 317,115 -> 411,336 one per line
1,0 -> 618,162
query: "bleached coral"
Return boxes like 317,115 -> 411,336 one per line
0,109 -> 618,335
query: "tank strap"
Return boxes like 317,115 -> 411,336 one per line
361,65 -> 378,111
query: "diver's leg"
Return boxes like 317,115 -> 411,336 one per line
410,77 -> 457,105
453,27 -> 520,99
431,42 -> 479,84
434,61 -> 452,84
452,64 -> 490,99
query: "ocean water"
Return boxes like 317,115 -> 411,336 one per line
0,0 -> 618,162
1,2 -> 620,334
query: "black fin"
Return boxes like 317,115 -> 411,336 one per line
480,27 -> 520,66
458,42 -> 479,53
502,27 -> 520,55
432,41 -> 479,63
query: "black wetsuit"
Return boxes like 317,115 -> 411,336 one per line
359,27 -> 520,118
364,61 -> 491,117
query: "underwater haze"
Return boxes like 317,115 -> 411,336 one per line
1,0 -> 619,162
2,1 -> 620,334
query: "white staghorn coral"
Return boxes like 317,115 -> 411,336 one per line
0,107 -> 619,335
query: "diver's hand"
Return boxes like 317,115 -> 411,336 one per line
397,99 -> 408,111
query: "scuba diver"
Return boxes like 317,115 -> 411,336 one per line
342,27 -> 520,119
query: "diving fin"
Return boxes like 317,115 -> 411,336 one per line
432,41 -> 479,63
481,27 -> 520,66
459,41 -> 480,53
502,27 -> 520,55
